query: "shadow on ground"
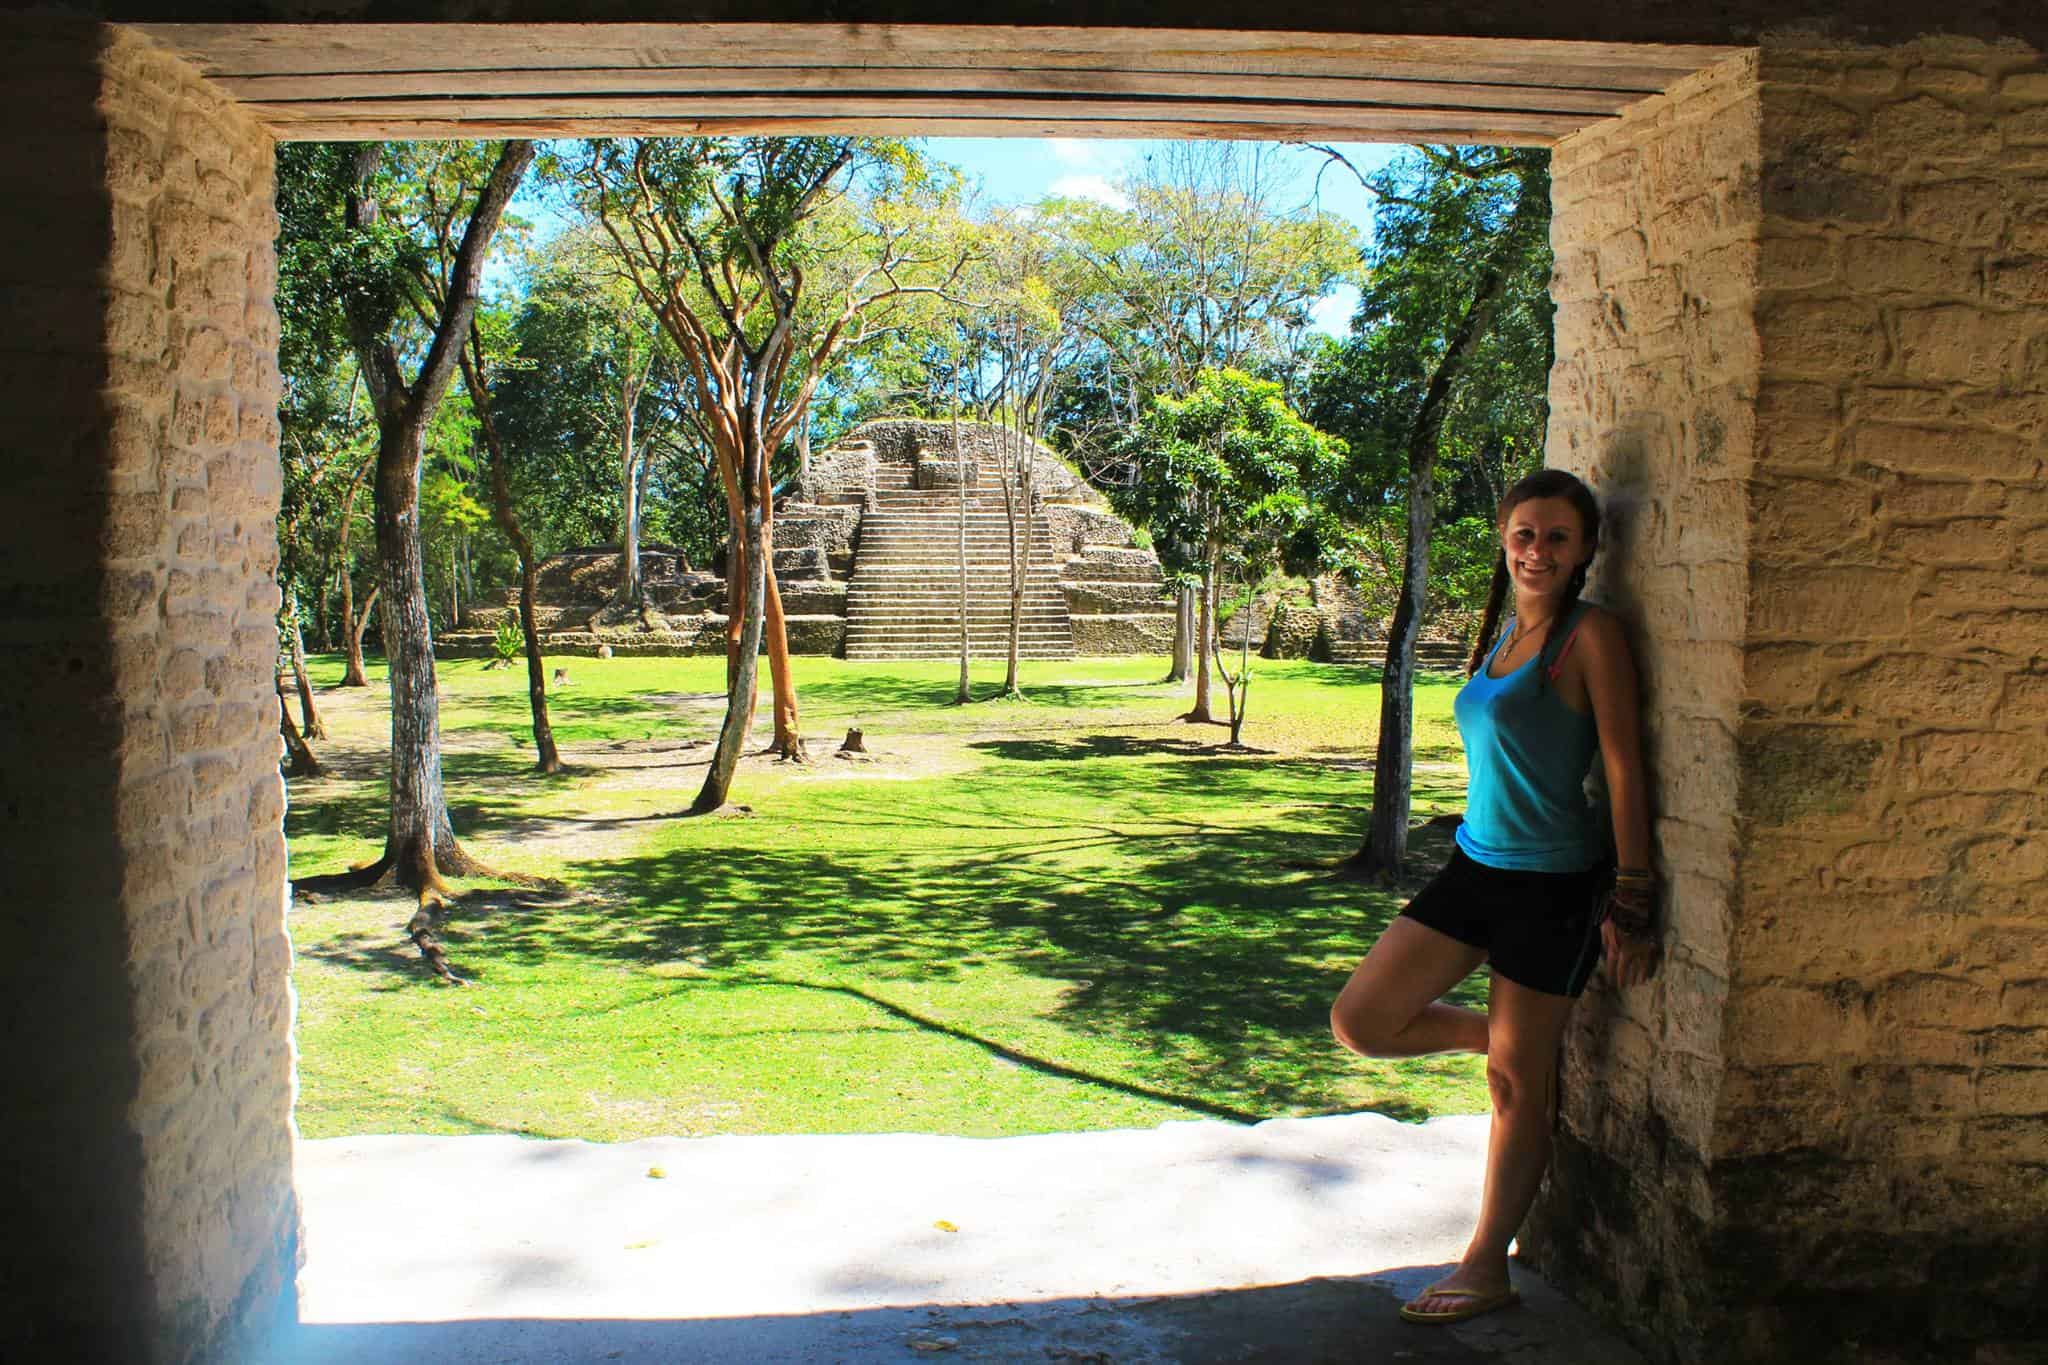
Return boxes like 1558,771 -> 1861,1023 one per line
282,1270 -> 1633,1365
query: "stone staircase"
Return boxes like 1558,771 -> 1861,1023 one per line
843,468 -> 1076,661
1327,638 -> 1471,672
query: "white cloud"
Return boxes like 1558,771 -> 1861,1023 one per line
1048,174 -> 1130,209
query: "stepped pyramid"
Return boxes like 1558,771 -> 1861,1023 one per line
442,417 -> 1176,660
840,459 -> 1075,661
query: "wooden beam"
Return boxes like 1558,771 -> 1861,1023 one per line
253,92 -> 1599,136
265,114 -> 1563,145
139,23 -> 1736,89
216,66 -> 1643,116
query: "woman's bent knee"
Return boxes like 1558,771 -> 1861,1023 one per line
1331,1000 -> 1394,1057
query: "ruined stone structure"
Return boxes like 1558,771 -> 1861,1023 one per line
442,418 -> 1176,659
5,10 -> 2045,1365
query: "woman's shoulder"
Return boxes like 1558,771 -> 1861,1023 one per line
1567,601 -> 1635,665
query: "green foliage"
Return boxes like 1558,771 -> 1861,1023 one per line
491,620 -> 522,663
1304,147 -> 1553,629
1108,368 -> 1345,584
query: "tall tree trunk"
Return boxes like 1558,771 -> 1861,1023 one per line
335,454 -> 373,686
341,137 -> 534,894
754,436 -> 804,759
1001,426 -> 1025,697
279,675 -> 322,778
373,420 -> 478,890
349,583 -> 380,677
762,525 -> 805,759
289,607 -> 324,739
464,340 -> 562,775
1351,163 -> 1544,879
697,468 -> 768,813
619,381 -> 643,607
1166,584 -> 1195,683
953,401 -> 970,704
1186,541 -> 1220,723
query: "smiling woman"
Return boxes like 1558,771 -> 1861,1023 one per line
1329,466 -> 1655,1327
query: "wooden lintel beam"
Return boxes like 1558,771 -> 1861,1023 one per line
263,114 -> 1565,146
137,22 -> 1737,87
216,66 -> 1642,115
253,92 -> 1597,133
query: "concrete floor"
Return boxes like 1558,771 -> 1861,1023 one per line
284,1114 -> 1646,1364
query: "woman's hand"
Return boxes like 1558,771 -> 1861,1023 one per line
1601,913 -> 1660,988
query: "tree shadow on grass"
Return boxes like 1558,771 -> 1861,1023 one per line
346,798 -> 1480,1122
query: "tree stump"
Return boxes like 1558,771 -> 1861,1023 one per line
838,727 -> 866,754
553,667 -> 573,687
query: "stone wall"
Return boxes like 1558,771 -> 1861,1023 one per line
0,25 -> 295,1364
1530,35 -> 2048,1365
1717,35 -> 2048,1363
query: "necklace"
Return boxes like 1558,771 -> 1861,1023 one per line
1502,610 -> 1555,657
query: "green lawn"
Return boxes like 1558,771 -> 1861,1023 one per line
287,653 -> 1482,1140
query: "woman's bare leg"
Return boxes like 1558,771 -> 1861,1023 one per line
1405,972 -> 1577,1315
1330,917 -> 1489,1058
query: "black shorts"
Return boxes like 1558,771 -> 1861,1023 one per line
1399,847 -> 1612,998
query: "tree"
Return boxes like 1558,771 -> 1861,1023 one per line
953,212 -> 1083,698
1109,369 -> 1343,735
331,139 -> 536,894
1307,146 -> 1552,879
578,137 -> 963,807
1051,146 -> 1359,681
460,318 -> 563,775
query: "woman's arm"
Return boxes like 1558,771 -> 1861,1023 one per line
1576,609 -> 1659,986
1578,611 -> 1650,872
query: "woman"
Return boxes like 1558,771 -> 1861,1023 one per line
1330,467 -> 1660,1325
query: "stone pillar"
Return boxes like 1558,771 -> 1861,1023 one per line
1528,35 -> 2048,1365
0,24 -> 297,1364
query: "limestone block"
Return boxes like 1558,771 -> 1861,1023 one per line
776,581 -> 846,616
1902,179 -> 2005,245
914,456 -> 977,489
1041,504 -> 1136,555
1070,613 -> 1175,655
782,614 -> 846,655
772,546 -> 830,581
773,504 -> 857,553
1063,580 -> 1171,614
1895,304 -> 2032,386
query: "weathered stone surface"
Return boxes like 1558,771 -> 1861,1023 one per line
1064,580 -> 1172,614
0,28 -> 297,1365
1070,613 -> 1176,655
1536,35 -> 2048,1365
914,456 -> 977,489
773,504 -> 857,553
1041,503 -> 1137,555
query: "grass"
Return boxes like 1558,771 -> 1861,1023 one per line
287,652 -> 1483,1141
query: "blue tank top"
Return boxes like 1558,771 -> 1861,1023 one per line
1453,602 -> 1607,872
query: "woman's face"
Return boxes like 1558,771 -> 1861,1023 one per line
1501,496 -> 1594,600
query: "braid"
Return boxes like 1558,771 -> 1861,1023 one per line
1467,551 -> 1512,677
1536,561 -> 1591,692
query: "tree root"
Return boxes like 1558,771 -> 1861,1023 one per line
759,735 -> 810,763
1331,847 -> 1398,885
406,893 -> 466,986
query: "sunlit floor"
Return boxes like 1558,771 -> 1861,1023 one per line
284,1113 -> 1645,1364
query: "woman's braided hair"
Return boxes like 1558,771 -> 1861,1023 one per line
1466,469 -> 1603,688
